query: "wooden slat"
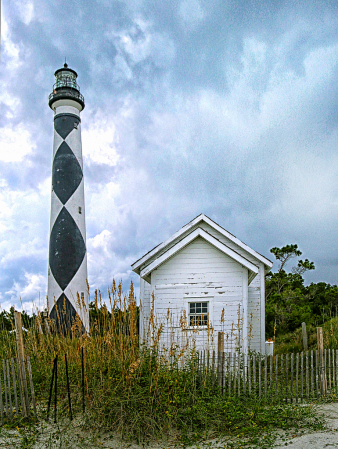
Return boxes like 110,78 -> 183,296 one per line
306,352 -> 309,401
258,356 -> 261,398
316,350 -> 319,397
264,354 -> 267,398
3,360 -> 9,420
233,353 -> 237,395
270,355 -> 273,397
286,354 -> 289,402
27,357 -> 37,417
336,350 -> 338,388
332,350 -> 335,389
228,352 -> 231,395
253,354 -> 256,394
280,355 -> 283,398
21,358 -> 30,418
291,353 -> 294,403
237,353 -> 240,396
311,350 -> 314,398
0,369 -> 4,425
301,352 -> 304,402
6,361 -> 13,421
11,359 -> 18,416
16,358 -> 25,417
275,354 -> 278,396
248,354 -> 251,394
324,349 -> 327,396
329,349 -> 332,392
243,353 -> 246,395
296,353 -> 299,403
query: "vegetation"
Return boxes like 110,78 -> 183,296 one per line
0,280 -> 325,448
266,244 -> 338,339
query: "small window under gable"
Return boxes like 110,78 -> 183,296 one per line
189,301 -> 208,326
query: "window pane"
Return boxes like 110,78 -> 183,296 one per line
202,304 -> 208,313
196,303 -> 201,313
190,303 -> 195,313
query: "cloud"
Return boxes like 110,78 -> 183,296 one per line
2,0 -> 338,311
0,125 -> 35,162
5,272 -> 46,313
178,0 -> 205,29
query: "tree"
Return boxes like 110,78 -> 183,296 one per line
266,244 -> 315,336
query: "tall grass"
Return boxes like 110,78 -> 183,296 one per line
0,281 -> 324,447
274,316 -> 338,354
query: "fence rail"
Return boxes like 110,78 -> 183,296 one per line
0,357 -> 36,424
196,348 -> 338,401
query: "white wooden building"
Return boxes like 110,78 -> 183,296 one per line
131,214 -> 273,354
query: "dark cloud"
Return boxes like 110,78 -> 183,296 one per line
1,0 -> 338,309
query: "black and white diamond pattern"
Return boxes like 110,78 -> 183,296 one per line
52,141 -> 83,205
48,110 -> 88,333
49,207 -> 86,290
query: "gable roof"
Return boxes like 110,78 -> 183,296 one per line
131,214 -> 273,283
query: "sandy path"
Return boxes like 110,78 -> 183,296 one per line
1,403 -> 338,448
272,403 -> 338,448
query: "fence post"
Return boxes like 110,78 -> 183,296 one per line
302,322 -> 308,351
14,312 -> 25,360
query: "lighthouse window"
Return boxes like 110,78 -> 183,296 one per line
78,207 -> 82,214
81,292 -> 84,302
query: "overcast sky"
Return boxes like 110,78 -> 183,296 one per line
1,0 -> 338,313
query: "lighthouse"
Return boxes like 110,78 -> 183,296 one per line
47,63 -> 89,333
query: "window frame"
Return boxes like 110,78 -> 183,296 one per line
186,296 -> 213,329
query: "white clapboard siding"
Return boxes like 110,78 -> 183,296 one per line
198,222 -> 264,351
148,237 -> 245,352
139,279 -> 152,344
134,215 -> 272,353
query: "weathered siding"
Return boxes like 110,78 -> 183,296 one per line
148,237 -> 246,352
198,222 -> 263,351
139,278 -> 152,344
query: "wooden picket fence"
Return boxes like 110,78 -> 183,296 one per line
0,357 -> 36,424
196,349 -> 338,401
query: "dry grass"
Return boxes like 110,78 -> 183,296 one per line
0,281 -> 326,448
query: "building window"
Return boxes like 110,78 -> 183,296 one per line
81,292 -> 84,301
189,302 -> 208,326
78,206 -> 82,214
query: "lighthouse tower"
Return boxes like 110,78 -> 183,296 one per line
47,63 -> 89,333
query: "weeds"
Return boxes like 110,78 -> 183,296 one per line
0,281 -> 328,447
